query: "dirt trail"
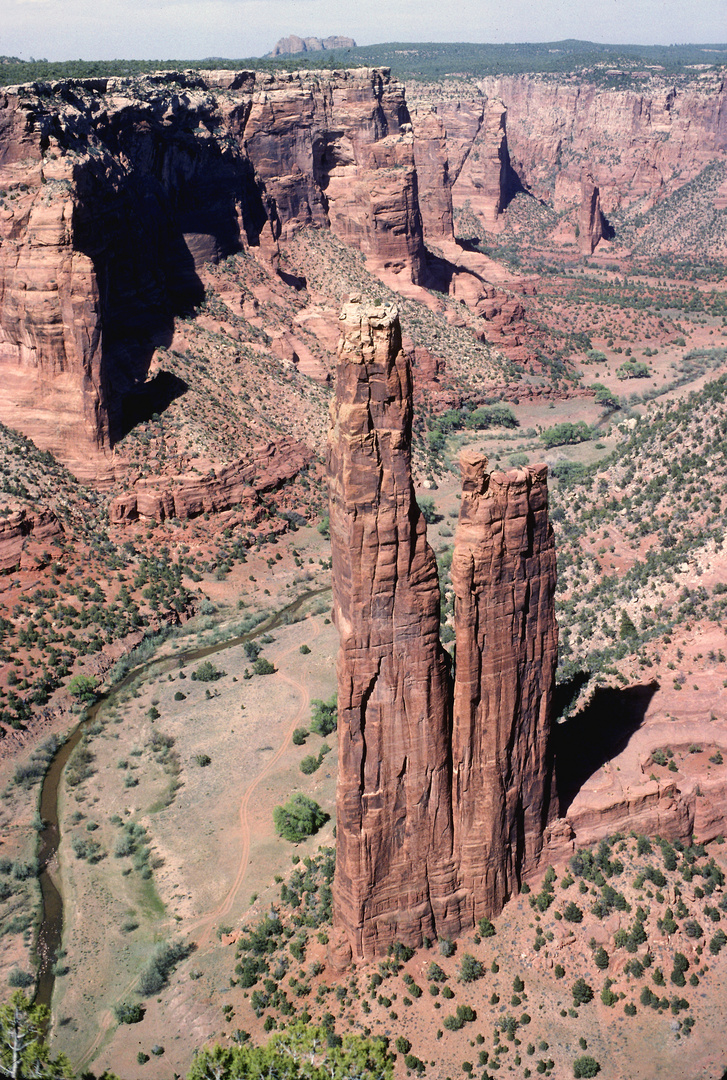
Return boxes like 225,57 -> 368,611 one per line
75,618 -> 323,1071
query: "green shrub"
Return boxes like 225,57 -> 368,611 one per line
67,674 -> 98,702
114,1002 -> 144,1024
299,755 -> 319,775
443,1014 -> 463,1031
7,970 -> 34,988
572,978 -> 594,1006
192,661 -> 225,682
563,902 -> 583,923
273,794 -> 328,843
593,947 -> 609,970
310,697 -> 337,736
292,728 -> 308,745
252,658 -> 275,676
573,1056 -> 600,1078
138,940 -> 193,996
459,953 -> 484,983
541,421 -> 592,449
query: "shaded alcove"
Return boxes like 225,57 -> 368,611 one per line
69,94 -> 271,446
554,680 -> 659,815
120,371 -> 189,434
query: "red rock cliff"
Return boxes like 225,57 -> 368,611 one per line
451,449 -> 558,920
0,69 -> 424,475
327,298 -> 462,966
408,72 -> 727,244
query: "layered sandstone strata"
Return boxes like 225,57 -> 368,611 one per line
451,450 -> 558,921
108,437 -> 311,523
327,298 -> 461,965
0,506 -> 63,572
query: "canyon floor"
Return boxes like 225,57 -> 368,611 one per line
0,181 -> 726,1077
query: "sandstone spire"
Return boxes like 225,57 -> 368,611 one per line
327,304 -> 558,964
451,449 -> 558,920
327,298 -> 460,966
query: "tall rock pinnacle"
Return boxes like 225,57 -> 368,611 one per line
451,449 -> 558,920
328,303 -> 557,964
327,298 -> 460,967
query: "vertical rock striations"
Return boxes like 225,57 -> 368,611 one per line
328,298 -> 460,966
578,173 -> 604,254
451,449 -> 558,921
328,303 -> 558,963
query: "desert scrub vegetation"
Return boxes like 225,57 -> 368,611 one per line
0,423 -> 197,730
551,373 -> 727,688
138,939 -> 194,996
224,832 -> 727,1078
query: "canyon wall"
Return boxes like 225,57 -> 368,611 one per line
2,66 -> 725,477
407,72 -> 727,240
329,301 -> 558,962
0,69 -> 424,473
481,73 -> 727,214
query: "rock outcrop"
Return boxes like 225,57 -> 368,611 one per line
451,99 -> 517,231
108,437 -> 311,524
451,450 -> 558,922
328,301 -> 557,962
327,298 -> 463,966
271,35 -> 356,57
242,68 -> 426,278
578,174 -> 603,254
0,505 -> 63,572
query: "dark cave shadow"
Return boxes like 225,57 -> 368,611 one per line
423,250 -> 455,293
554,680 -> 659,815
600,211 -> 616,241
277,269 -> 307,291
120,371 -> 189,436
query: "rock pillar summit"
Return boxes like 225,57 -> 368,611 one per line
328,299 -> 557,963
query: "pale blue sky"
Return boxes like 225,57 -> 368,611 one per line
3,0 -> 726,61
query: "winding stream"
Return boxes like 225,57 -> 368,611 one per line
34,585 -> 331,1013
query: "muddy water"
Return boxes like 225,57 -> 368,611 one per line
35,585 -> 331,1011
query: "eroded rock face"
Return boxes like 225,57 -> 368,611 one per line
108,436 -> 311,524
328,303 -> 558,963
243,68 -> 425,278
451,449 -> 558,921
0,69 -> 424,474
328,299 -> 461,966
271,35 -> 356,57
451,99 -> 517,231
0,505 -> 63,572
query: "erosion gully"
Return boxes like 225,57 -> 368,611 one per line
34,585 -> 331,1013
